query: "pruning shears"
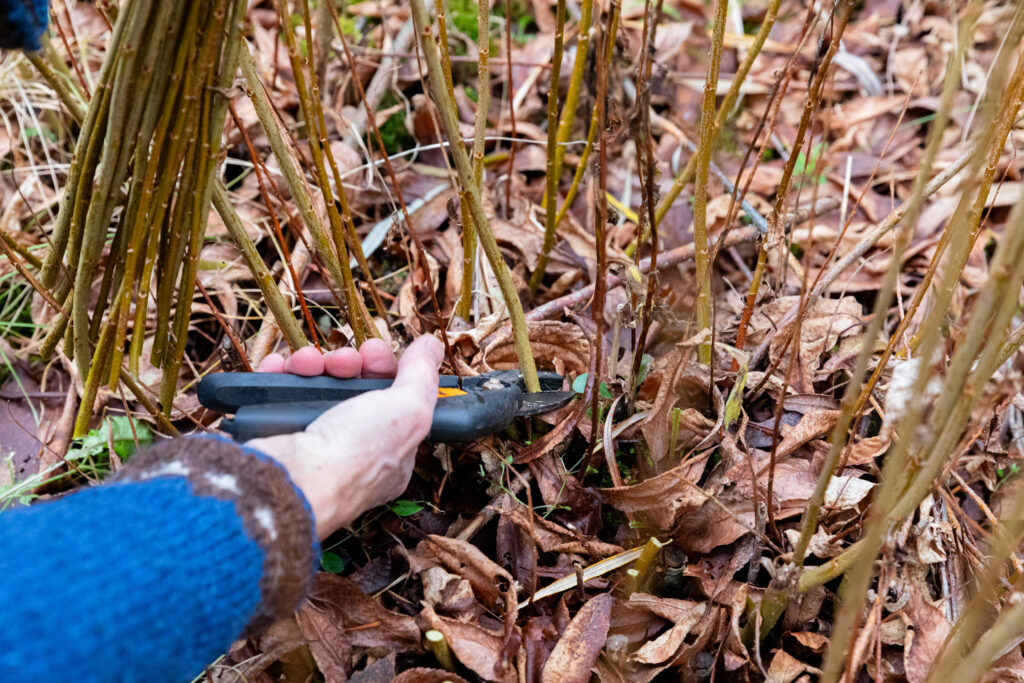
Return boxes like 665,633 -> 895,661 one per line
197,370 -> 575,443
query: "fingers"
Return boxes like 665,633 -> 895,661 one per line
257,353 -> 285,373
324,347 -> 362,378
260,337 -> 420,380
283,346 -> 325,376
359,338 -> 399,378
389,335 -> 444,408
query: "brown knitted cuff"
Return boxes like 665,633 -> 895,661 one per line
111,434 -> 318,634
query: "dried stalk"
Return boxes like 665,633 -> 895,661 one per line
821,42 -> 1018,683
589,1 -> 618,444
792,0 -> 977,568
852,21 -> 1024,414
629,0 -> 661,390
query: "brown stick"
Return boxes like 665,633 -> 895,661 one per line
520,227 -> 760,325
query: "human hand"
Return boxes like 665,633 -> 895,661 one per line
245,336 -> 444,539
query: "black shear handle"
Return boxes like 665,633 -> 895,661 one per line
221,389 -> 521,443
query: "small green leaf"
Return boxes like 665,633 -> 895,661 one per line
74,416 -> 154,461
389,499 -> 423,517
320,551 -> 346,573
723,365 -> 748,430
637,354 -> 654,384
571,374 -> 614,399
335,14 -> 360,39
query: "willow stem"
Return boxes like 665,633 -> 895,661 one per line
529,0 -> 566,292
653,0 -> 782,228
213,183 -> 309,349
691,0 -> 730,364
410,0 -> 540,392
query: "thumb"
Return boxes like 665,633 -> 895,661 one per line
389,335 -> 445,408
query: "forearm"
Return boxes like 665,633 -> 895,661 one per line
0,435 -> 317,682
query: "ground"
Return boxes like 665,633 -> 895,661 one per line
2,0 -> 1024,681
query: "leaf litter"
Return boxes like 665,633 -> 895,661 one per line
3,0 -> 1024,681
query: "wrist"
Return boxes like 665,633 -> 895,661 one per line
245,432 -> 365,539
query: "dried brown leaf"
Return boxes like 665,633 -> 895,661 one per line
347,653 -> 396,683
421,535 -> 514,611
482,320 -> 589,376
307,574 -> 421,654
421,566 -> 481,618
392,669 -> 471,683
625,594 -> 705,665
640,350 -> 718,461
902,588 -> 950,683
600,461 -> 707,529
418,603 -> 508,682
766,648 -> 806,683
296,602 -> 352,683
500,502 -> 623,557
774,410 -> 840,459
541,593 -> 613,683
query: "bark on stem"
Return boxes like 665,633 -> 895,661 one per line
410,0 -> 540,392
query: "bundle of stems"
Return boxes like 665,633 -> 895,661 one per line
269,0 -> 379,346
32,0 -> 254,432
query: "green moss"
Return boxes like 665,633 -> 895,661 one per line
493,0 -> 536,43
335,13 -> 360,40
375,93 -> 415,156
450,0 -> 480,43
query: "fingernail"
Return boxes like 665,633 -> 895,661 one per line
427,335 -> 444,362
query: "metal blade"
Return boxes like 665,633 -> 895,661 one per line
516,391 -> 575,417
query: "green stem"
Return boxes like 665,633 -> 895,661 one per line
159,0 -> 244,413
410,0 -> 540,392
456,0 -> 492,319
551,8 -> 618,230
691,0 -> 730,364
653,0 -> 782,227
26,52 -> 87,124
239,45 -> 363,334
271,5 -> 370,342
213,184 -> 308,349
529,0 -> 566,292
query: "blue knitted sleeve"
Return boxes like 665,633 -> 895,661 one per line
0,0 -> 49,50
0,435 -> 319,683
